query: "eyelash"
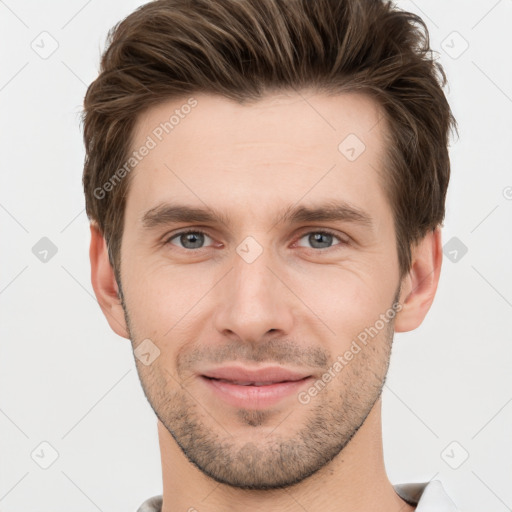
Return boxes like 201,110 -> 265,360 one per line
164,228 -> 349,251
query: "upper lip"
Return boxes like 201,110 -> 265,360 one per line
201,365 -> 312,384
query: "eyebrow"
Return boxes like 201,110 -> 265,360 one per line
141,200 -> 373,231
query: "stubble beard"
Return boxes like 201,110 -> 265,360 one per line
119,281 -> 398,490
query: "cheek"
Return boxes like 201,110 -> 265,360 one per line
300,262 -> 398,330
122,260 -> 217,339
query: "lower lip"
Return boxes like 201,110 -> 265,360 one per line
201,376 -> 312,409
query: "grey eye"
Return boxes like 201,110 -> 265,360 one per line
297,232 -> 341,249
169,231 -> 213,249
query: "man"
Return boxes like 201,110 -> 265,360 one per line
82,0 -> 460,510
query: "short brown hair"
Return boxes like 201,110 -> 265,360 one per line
82,0 -> 458,283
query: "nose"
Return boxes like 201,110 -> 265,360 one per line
212,244 -> 295,343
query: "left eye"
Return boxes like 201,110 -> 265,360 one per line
166,230 -> 345,251
296,231 -> 344,250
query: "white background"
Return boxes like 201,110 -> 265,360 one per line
0,0 -> 511,510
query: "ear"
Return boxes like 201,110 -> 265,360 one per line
394,227 -> 443,333
89,222 -> 129,339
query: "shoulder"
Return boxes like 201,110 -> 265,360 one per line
136,494 -> 163,512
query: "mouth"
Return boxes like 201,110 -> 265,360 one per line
199,366 -> 313,409
203,376 -> 310,386
200,365 -> 312,383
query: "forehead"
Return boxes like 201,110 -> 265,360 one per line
126,90 -> 390,224
131,89 -> 385,157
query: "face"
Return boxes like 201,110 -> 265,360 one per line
116,90 -> 403,489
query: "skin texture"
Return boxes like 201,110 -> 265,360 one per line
90,90 -> 442,512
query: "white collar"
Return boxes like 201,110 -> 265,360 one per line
394,480 -> 459,511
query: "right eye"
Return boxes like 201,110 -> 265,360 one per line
166,230 -> 215,250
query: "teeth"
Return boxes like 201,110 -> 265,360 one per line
218,379 -> 276,386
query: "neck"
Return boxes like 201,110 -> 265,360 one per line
158,398 -> 414,512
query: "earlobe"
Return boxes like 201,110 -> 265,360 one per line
89,223 -> 130,339
394,227 -> 443,333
